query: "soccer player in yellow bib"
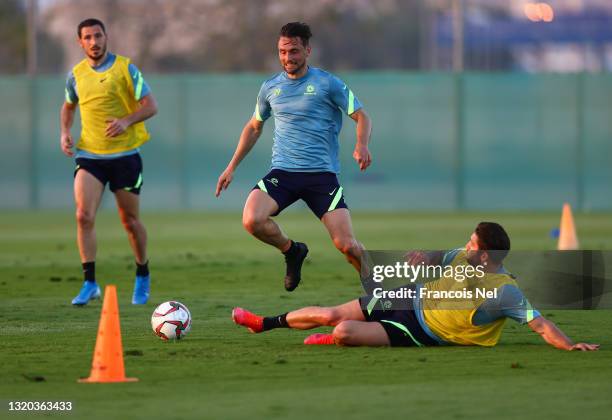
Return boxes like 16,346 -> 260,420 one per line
232,222 -> 599,351
60,19 -> 158,305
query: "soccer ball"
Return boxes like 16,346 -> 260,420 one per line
151,301 -> 192,340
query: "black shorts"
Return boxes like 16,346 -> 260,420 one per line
359,285 -> 439,347
252,169 -> 348,219
74,154 -> 143,195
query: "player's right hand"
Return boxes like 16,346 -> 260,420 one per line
60,133 -> 74,157
353,145 -> 371,171
216,168 -> 234,197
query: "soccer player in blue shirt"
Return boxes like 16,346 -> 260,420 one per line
216,22 -> 373,292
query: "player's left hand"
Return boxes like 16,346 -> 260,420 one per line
353,146 -> 371,171
105,118 -> 130,137
405,251 -> 429,266
569,343 -> 600,351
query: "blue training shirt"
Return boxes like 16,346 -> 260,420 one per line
64,52 -> 151,160
254,66 -> 363,174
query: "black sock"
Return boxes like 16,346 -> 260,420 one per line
263,313 -> 289,331
136,260 -> 149,277
82,261 -> 95,283
282,240 -> 297,256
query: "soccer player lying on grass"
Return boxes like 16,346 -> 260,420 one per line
233,222 -> 599,351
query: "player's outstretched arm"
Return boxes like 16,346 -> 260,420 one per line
216,117 -> 264,197
350,109 -> 372,171
528,316 -> 600,351
105,93 -> 158,138
60,101 -> 77,157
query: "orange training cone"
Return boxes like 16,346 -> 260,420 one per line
558,203 -> 579,250
79,285 -> 137,383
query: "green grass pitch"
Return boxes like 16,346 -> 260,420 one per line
1,211 -> 611,419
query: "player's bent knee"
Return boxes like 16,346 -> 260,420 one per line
75,208 -> 95,229
242,216 -> 254,233
321,307 -> 341,326
121,216 -> 140,233
242,213 -> 265,234
332,321 -> 355,346
333,237 -> 358,256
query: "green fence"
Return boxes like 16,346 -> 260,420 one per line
1,73 -> 611,210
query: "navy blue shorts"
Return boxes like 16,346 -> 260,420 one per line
74,154 -> 143,195
359,285 -> 439,347
253,169 -> 348,219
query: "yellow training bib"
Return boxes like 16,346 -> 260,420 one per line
422,251 -> 518,347
72,55 -> 149,154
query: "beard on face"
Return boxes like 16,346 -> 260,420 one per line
284,59 -> 305,75
87,43 -> 107,60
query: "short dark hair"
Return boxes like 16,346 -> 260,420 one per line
475,222 -> 511,264
78,18 -> 106,38
279,22 -> 312,47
